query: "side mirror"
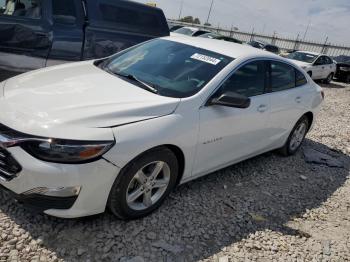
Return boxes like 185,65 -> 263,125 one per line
208,92 -> 251,109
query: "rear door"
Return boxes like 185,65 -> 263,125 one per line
324,56 -> 336,75
83,0 -> 169,60
267,61 -> 310,148
0,0 -> 52,73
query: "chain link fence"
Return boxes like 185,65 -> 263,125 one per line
169,20 -> 350,57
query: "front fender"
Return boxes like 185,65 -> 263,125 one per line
103,113 -> 199,183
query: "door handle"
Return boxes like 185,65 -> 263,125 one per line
295,97 -> 302,103
257,104 -> 268,113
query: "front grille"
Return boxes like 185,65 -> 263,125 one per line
0,148 -> 22,181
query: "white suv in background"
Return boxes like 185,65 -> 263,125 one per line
287,51 -> 336,83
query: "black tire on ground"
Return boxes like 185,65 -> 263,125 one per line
107,147 -> 179,220
324,73 -> 334,84
278,116 -> 310,156
346,74 -> 350,84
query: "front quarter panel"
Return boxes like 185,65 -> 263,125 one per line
103,111 -> 199,183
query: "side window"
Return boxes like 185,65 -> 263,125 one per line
270,61 -> 295,92
0,0 -> 42,19
315,56 -> 325,65
295,69 -> 307,87
99,3 -> 162,36
52,0 -> 77,23
325,57 -> 333,64
220,61 -> 266,97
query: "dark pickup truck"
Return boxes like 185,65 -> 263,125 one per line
335,62 -> 350,83
0,0 -> 169,80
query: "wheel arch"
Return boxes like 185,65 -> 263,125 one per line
118,144 -> 186,187
163,144 -> 185,186
303,111 -> 314,132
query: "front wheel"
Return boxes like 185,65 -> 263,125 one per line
278,116 -> 309,156
108,147 -> 178,220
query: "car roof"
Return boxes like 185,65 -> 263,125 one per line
296,51 -> 322,56
164,36 -> 279,60
181,26 -> 201,32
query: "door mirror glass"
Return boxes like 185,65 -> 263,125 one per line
209,92 -> 251,109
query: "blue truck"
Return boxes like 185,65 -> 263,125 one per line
0,0 -> 169,80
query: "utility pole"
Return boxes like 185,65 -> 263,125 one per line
205,0 -> 214,25
178,0 -> 184,20
294,33 -> 300,50
322,36 -> 329,54
303,20 -> 311,41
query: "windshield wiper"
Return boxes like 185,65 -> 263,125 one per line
109,70 -> 159,94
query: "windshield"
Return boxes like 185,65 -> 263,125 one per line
288,52 -> 317,63
199,33 -> 220,39
103,39 -> 233,98
173,27 -> 195,36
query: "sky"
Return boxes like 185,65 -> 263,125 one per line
133,0 -> 350,46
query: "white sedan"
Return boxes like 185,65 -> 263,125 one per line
0,37 -> 323,219
171,26 -> 211,37
287,51 -> 336,83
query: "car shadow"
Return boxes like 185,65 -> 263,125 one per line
319,80 -> 348,89
0,139 -> 349,261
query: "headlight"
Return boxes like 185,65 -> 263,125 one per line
339,67 -> 350,72
21,139 -> 114,164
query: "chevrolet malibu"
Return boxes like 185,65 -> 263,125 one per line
0,37 -> 323,220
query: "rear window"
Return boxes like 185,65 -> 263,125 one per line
86,0 -> 168,37
270,61 -> 296,92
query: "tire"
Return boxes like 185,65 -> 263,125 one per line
278,116 -> 309,156
346,74 -> 350,84
307,71 -> 312,77
107,147 -> 178,220
324,73 -> 334,84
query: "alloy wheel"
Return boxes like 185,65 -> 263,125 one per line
289,122 -> 307,151
126,161 -> 171,211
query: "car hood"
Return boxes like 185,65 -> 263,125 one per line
0,62 -> 180,140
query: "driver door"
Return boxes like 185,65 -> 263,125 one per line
192,60 -> 272,176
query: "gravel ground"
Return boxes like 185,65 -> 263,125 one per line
0,81 -> 349,262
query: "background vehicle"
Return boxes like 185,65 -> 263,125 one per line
247,40 -> 280,54
335,62 -> 350,83
287,51 -> 336,83
199,32 -> 242,44
0,37 -> 323,220
0,0 -> 169,81
171,26 -> 210,37
168,23 -> 183,32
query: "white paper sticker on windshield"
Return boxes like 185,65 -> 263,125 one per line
191,53 -> 221,65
